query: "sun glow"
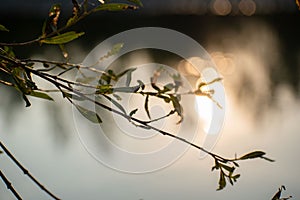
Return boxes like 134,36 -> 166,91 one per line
196,95 -> 213,132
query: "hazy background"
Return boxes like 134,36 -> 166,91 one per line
1,0 -> 300,199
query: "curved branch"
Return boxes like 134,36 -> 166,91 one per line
0,170 -> 22,200
0,141 -> 61,200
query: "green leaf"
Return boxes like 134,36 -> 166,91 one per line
129,108 -> 138,117
41,31 -> 84,44
96,84 -> 113,94
76,76 -> 96,84
75,104 -> 102,123
126,0 -> 143,7
0,24 -> 9,32
94,3 -> 138,12
29,91 -> 54,101
108,43 -> 124,56
239,151 -> 266,160
66,15 -> 78,27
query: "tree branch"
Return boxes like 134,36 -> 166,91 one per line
0,141 -> 61,200
0,170 -> 22,200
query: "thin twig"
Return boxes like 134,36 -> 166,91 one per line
0,170 -> 22,200
0,141 -> 61,200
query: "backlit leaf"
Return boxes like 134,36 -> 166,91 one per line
94,3 -> 138,12
76,76 -> 96,84
239,151 -> 266,160
41,31 -> 84,44
29,91 -> 54,101
75,104 -> 102,123
0,24 -> 9,32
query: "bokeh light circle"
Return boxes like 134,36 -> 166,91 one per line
72,27 -> 226,173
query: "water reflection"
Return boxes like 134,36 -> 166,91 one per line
1,15 -> 300,200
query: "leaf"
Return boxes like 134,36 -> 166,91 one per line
144,94 -> 151,119
0,24 -> 9,32
103,95 -> 126,115
75,104 -> 102,123
220,163 -> 235,173
137,80 -> 145,90
62,92 -> 84,101
41,31 -> 84,44
162,83 -> 174,93
109,43 -> 124,56
232,174 -> 240,182
239,151 -> 266,160
116,68 -> 136,87
113,93 -> 122,101
94,3 -> 138,12
170,95 -> 183,118
66,15 -> 79,27
29,91 -> 54,101
113,85 -> 140,93
96,84 -> 113,94
217,171 -> 226,191
76,76 -> 96,84
126,0 -> 143,7
129,108 -> 138,117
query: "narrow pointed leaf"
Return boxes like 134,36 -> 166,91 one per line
75,104 -> 102,123
41,31 -> 84,44
239,151 -> 266,160
29,91 -> 54,101
145,94 -> 151,119
129,108 -> 138,117
0,24 -> 9,32
103,95 -> 126,115
95,3 -> 138,12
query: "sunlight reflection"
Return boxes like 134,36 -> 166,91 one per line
211,0 -> 232,16
210,52 -> 235,76
196,96 -> 213,132
239,0 -> 256,16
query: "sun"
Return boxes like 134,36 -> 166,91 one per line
195,95 -> 213,132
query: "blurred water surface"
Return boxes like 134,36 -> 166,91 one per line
0,5 -> 300,200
